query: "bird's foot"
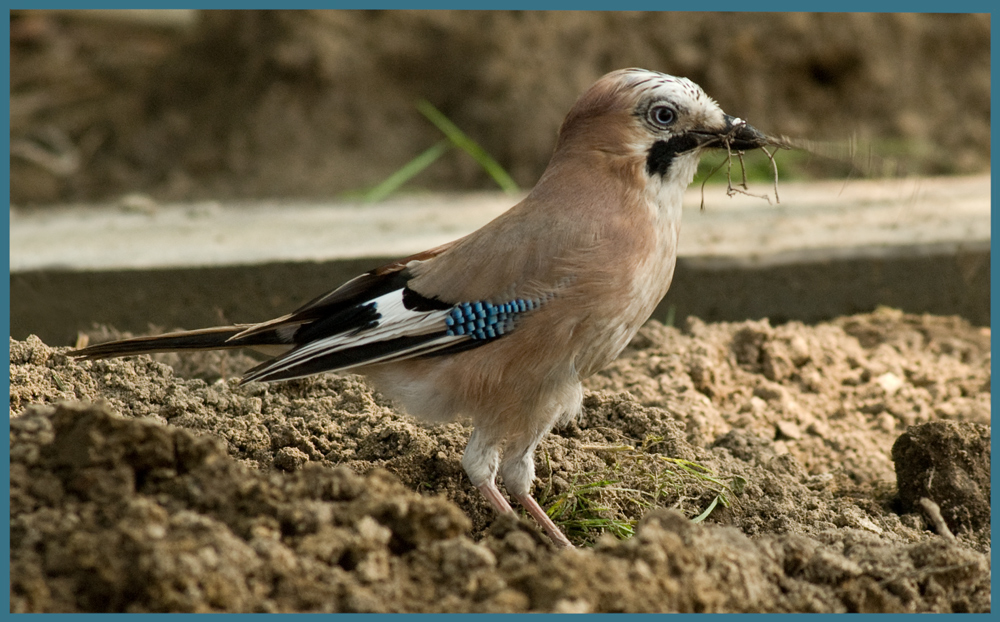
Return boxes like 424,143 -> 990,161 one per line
515,493 -> 574,549
476,483 -> 573,548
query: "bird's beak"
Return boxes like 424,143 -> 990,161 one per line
692,114 -> 769,151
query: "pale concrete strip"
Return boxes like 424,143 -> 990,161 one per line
10,175 -> 990,273
25,9 -> 198,28
681,174 -> 990,266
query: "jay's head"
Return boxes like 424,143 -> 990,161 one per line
555,68 -> 768,185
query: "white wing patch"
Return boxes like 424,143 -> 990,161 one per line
245,289 -> 466,380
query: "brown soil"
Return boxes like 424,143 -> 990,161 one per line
11,11 -> 991,205
10,307 -> 990,612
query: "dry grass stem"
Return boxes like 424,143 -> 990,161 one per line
723,140 -> 773,205
699,124 -> 789,210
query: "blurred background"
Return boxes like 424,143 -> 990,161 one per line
10,10 -> 991,205
9,10 -> 991,345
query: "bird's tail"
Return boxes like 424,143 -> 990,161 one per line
70,325 -> 285,360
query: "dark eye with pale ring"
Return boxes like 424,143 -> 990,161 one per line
648,105 -> 676,128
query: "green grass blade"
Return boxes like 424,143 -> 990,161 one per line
416,99 -> 520,194
690,495 -> 721,523
663,304 -> 676,328
363,139 -> 452,202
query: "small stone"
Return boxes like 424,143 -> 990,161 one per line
552,598 -> 591,613
356,516 -> 392,546
876,413 -> 896,432
753,384 -> 786,402
807,420 -> 830,439
118,192 -> 158,214
876,372 -> 904,396
788,335 -> 811,366
775,420 -> 802,440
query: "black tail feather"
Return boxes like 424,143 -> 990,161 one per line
71,326 -> 277,360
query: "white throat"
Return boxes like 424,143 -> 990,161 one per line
645,150 -> 701,224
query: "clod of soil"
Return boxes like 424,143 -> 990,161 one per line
9,308 -> 991,612
892,421 -> 991,534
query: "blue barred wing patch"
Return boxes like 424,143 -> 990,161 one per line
445,299 -> 539,340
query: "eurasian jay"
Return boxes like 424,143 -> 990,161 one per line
73,68 -> 769,548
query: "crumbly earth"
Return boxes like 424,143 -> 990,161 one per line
9,308 -> 990,612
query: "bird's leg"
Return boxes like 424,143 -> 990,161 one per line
476,481 -> 515,514
512,492 -> 573,548
501,432 -> 575,549
465,426 -> 574,548
462,427 -> 514,512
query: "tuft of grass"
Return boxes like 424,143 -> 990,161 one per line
537,435 -> 747,545
654,455 -> 746,523
363,100 -> 519,202
544,478 -> 639,541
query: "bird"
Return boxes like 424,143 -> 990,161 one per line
72,68 -> 769,548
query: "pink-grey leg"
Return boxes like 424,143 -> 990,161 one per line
514,493 -> 573,548
464,427 -> 574,548
476,481 -> 515,514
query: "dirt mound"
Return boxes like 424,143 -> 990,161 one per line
9,308 -> 990,612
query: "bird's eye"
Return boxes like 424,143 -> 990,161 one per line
648,105 -> 676,128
